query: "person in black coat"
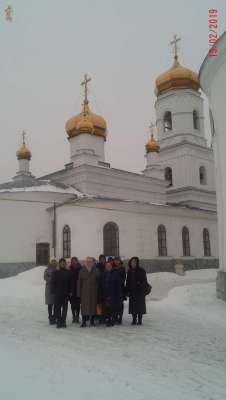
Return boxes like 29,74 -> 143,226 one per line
96,254 -> 107,324
51,258 -> 72,328
69,257 -> 82,323
113,257 -> 126,324
44,259 -> 57,324
126,256 -> 147,326
103,261 -> 123,327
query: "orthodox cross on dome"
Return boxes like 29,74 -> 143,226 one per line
81,73 -> 91,104
149,122 -> 155,138
4,5 -> 13,21
170,34 -> 181,61
22,130 -> 26,144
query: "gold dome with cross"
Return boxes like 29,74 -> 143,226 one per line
65,74 -> 107,140
155,35 -> 200,96
16,132 -> 32,160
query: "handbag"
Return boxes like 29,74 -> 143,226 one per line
144,282 -> 152,296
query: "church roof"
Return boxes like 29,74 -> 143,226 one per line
0,177 -> 85,197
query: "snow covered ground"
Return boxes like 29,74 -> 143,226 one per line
1,267 -> 226,400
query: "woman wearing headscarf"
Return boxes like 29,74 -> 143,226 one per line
103,261 -> 123,327
77,257 -> 99,328
51,258 -> 72,328
44,259 -> 57,324
126,256 -> 147,325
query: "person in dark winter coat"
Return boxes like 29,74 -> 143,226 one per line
51,258 -> 72,328
113,257 -> 126,324
69,257 -> 82,323
126,256 -> 147,325
77,257 -> 99,328
96,254 -> 106,274
96,254 -> 107,324
44,259 -> 57,324
103,261 -> 123,327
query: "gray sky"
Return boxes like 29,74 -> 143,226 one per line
0,0 -> 225,183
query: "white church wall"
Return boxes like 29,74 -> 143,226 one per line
200,32 -> 226,274
211,69 -> 226,272
0,193 -> 51,263
0,191 -> 77,263
55,200 -> 218,260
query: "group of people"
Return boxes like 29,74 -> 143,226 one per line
44,254 -> 151,329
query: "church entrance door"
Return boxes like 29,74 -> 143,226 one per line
36,243 -> 50,266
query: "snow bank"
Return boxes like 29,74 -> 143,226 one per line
148,269 -> 217,300
0,268 -> 226,400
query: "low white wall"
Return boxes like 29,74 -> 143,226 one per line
55,200 -> 218,260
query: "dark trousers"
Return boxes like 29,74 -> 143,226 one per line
48,304 -> 56,321
56,299 -> 68,325
82,315 -> 95,325
69,297 -> 80,318
132,314 -> 143,324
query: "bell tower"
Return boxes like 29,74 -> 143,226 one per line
154,36 -> 216,210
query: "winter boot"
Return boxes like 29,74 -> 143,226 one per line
80,316 -> 87,328
90,316 -> 96,327
131,314 -> 137,325
137,315 -> 143,325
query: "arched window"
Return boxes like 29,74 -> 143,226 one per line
63,225 -> 71,259
199,166 -> 207,185
163,111 -> 172,132
158,225 -> 167,256
103,222 -> 119,257
182,226 -> 190,256
165,167 -> 173,187
193,110 -> 200,130
203,228 -> 211,256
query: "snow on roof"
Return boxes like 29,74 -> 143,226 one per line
0,184 -> 83,196
0,178 -> 87,197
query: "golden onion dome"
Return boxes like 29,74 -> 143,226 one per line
146,134 -> 160,153
155,56 -> 200,96
76,113 -> 94,133
16,143 -> 32,160
65,100 -> 107,140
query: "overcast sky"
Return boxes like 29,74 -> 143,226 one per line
0,0 -> 225,183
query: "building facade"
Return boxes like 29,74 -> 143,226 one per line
199,31 -> 226,299
0,47 -> 219,272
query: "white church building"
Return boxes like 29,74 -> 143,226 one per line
0,42 -> 219,272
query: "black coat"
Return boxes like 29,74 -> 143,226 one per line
126,267 -> 147,315
51,268 -> 72,303
115,266 -> 126,300
103,269 -> 123,311
70,265 -> 82,299
96,262 -> 106,302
